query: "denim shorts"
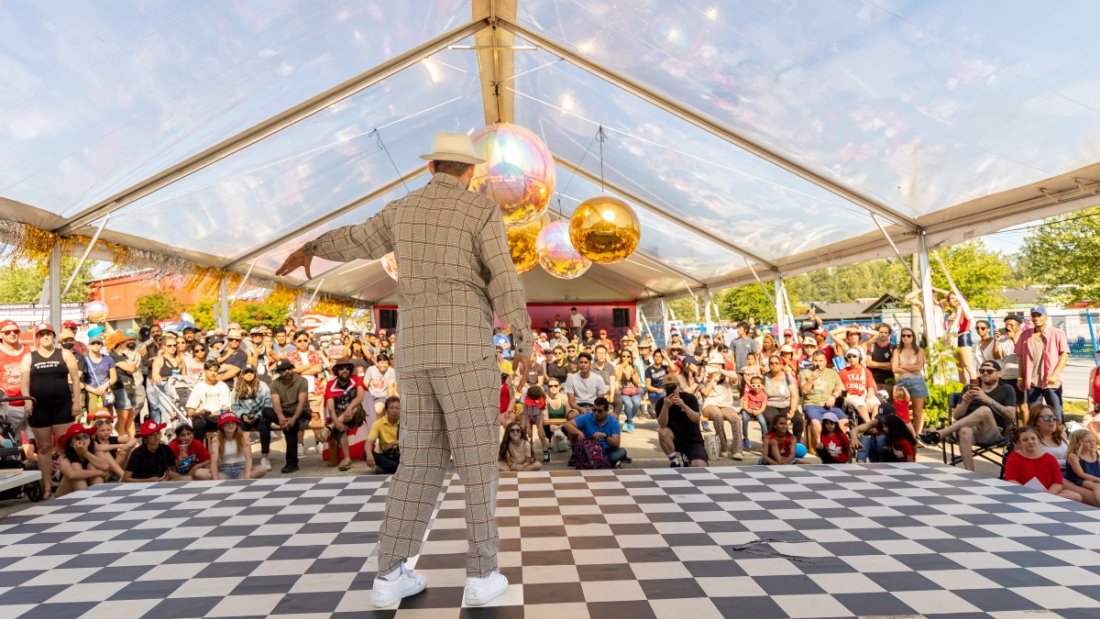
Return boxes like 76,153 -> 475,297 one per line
957,331 -> 975,347
895,374 -> 930,399
220,461 -> 245,480
112,386 -> 133,410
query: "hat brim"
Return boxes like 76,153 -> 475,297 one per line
137,422 -> 167,437
420,152 -> 486,165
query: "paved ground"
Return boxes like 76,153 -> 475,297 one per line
0,412 -> 987,519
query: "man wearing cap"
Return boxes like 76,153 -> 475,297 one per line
277,131 -> 531,608
549,328 -> 569,351
922,360 -> 1016,471
1015,307 -> 1069,423
107,330 -> 140,439
0,319 -> 30,435
994,313 -> 1024,419
270,358 -> 310,474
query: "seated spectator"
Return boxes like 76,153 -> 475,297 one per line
815,412 -> 850,464
838,347 -> 877,424
123,419 -> 183,482
644,349 -> 670,413
366,396 -> 401,474
699,355 -> 743,460
1005,426 -> 1083,502
658,376 -> 709,467
563,353 -> 609,415
167,423 -> 211,480
740,351 -> 762,384
563,396 -> 628,468
880,415 -> 916,462
211,412 -> 267,480
519,385 -> 549,463
185,359 -> 231,443
542,379 -> 569,441
57,423 -> 122,496
498,421 -> 542,472
231,365 -> 275,471
800,350 -> 846,449
324,358 -> 366,472
89,407 -> 137,469
921,360 -> 1015,470
852,400 -> 901,463
740,375 -> 768,450
1065,429 -> 1100,505
762,414 -> 799,465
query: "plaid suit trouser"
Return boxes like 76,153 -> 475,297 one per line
377,356 -> 500,577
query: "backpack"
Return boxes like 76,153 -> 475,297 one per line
572,438 -> 611,469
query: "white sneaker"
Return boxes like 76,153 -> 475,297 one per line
260,457 -> 271,469
464,570 -> 508,607
371,564 -> 427,608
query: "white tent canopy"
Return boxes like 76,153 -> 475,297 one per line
2,0 -> 1099,308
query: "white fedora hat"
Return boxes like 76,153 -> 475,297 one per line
420,132 -> 485,165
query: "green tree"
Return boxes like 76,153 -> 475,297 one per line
186,300 -> 217,331
666,297 -> 700,322
135,290 -> 183,325
885,241 -> 1010,309
786,259 -> 895,304
185,298 -> 291,332
1022,206 -> 1100,301
716,281 -> 793,324
0,258 -> 95,303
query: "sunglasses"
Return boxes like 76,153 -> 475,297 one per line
193,347 -> 206,352
94,419 -> 112,426
845,355 -> 858,359
1,330 -> 18,335
296,339 -> 310,343
979,368 -> 996,374
901,334 -> 914,338
1039,415 -> 1056,421
548,383 -> 560,387
164,344 -> 178,348
90,342 -> 103,346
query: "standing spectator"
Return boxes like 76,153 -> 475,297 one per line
569,307 -> 586,340
892,327 -> 929,435
21,323 -> 82,500
763,355 -> 802,444
995,314 -> 1024,421
106,331 -> 138,440
658,376 -> 708,467
0,319 -> 30,436
1016,307 -> 1069,423
813,329 -> 836,368
492,327 -> 512,360
974,320 -> 996,366
798,305 -> 823,339
269,359 -> 310,474
700,354 -> 743,460
285,330 -> 325,450
1086,364 -> 1100,445
740,375 -> 768,450
80,331 -> 117,417
865,324 -> 894,389
942,289 -> 977,383
366,396 -> 401,474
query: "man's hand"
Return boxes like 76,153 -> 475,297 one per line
592,432 -> 607,440
276,248 -> 315,279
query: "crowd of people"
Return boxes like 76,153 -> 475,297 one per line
0,300 -> 1097,506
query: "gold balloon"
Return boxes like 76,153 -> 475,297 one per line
469,123 -> 556,226
569,195 -> 641,264
536,220 -> 591,280
506,216 -> 548,274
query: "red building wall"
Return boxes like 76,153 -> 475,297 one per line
88,272 -> 199,321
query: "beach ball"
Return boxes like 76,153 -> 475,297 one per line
536,220 -> 591,280
506,216 -> 549,274
86,301 -> 108,322
381,253 -> 399,281
569,195 -> 641,264
469,123 -> 556,226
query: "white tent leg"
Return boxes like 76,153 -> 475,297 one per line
48,242 -> 62,328
218,279 -> 230,331
918,233 -> 936,342
774,272 -> 786,333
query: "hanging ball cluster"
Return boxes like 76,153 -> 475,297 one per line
506,215 -> 548,274
469,123 -> 556,227
536,220 -> 591,279
568,195 -> 641,264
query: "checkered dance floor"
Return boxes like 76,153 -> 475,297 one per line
3,464 -> 1100,618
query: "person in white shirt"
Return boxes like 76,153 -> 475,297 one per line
185,359 -> 232,442
569,307 -> 586,340
563,353 -> 609,417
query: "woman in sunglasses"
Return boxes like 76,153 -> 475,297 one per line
497,421 -> 541,472
1030,404 -> 1097,505
89,408 -> 139,470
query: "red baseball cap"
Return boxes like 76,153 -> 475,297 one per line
217,412 -> 241,428
136,419 -> 167,437
782,329 -> 794,337
0,319 -> 19,333
56,423 -> 94,450
34,323 -> 55,338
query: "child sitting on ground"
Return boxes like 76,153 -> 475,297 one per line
498,421 -> 542,472
763,414 -> 799,465
815,412 -> 850,464
1066,429 -> 1100,505
880,414 -> 916,462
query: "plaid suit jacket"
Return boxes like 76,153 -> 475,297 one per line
303,173 -> 531,371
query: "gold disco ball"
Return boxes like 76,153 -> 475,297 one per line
506,216 -> 548,274
469,123 -> 556,226
569,195 -> 641,264
536,220 -> 591,280
381,252 -> 399,281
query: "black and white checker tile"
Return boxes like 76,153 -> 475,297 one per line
3,464 -> 1100,618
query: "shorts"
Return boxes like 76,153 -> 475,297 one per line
28,400 -> 74,428
957,331 -> 975,347
220,461 -> 245,480
803,405 -> 845,423
676,440 -> 708,464
112,386 -> 134,410
895,374 -> 930,399
972,426 -> 1004,446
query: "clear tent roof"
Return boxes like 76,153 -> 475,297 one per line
2,0 -> 1099,305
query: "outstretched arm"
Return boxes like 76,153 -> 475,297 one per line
278,208 -> 394,278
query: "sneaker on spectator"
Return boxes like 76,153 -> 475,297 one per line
280,463 -> 299,474
742,438 -> 751,450
701,421 -> 713,433
730,451 -> 744,461
919,430 -> 941,445
464,570 -> 508,607
372,563 -> 428,608
624,422 -> 634,433
718,448 -> 729,458
542,450 -> 550,464
261,457 -> 271,469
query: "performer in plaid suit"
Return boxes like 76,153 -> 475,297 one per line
277,132 -> 530,608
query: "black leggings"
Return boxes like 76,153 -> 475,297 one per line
239,407 -> 275,454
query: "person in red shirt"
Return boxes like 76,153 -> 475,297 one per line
1005,426 -> 1083,501
815,412 -> 850,464
167,423 -> 212,480
0,319 -> 29,436
838,348 -> 877,424
880,415 -> 916,462
763,414 -> 798,465
324,359 -> 366,471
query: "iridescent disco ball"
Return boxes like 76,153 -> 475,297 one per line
86,301 -> 108,322
536,220 -> 591,280
381,252 -> 399,281
469,123 -> 556,226
569,195 -> 641,264
506,216 -> 548,274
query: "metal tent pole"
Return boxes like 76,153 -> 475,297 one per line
218,279 -> 230,331
48,242 -> 63,328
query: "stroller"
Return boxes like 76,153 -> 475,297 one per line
0,395 -> 44,502
147,377 -> 192,439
